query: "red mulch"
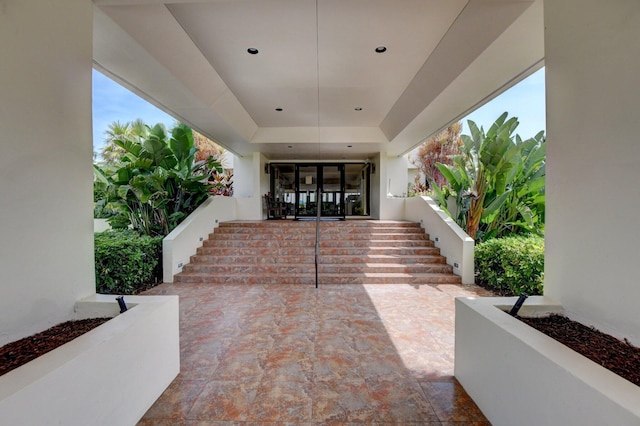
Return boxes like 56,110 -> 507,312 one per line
0,318 -> 110,377
518,314 -> 640,387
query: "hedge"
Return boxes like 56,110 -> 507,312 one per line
94,230 -> 163,294
475,235 -> 544,296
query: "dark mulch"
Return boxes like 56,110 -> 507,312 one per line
0,318 -> 110,377
519,314 -> 640,387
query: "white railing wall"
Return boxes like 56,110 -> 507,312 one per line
163,196 -> 238,283
404,196 -> 474,284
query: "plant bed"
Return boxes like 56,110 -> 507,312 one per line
455,296 -> 640,426
0,294 -> 179,425
518,314 -> 640,387
0,318 -> 109,377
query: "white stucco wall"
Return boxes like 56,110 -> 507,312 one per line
369,153 -> 381,219
544,0 -> 640,345
0,295 -> 180,426
0,0 -> 95,345
232,153 -> 256,198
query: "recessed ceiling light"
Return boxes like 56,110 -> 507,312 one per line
275,108 -> 283,111
375,46 -> 387,53
354,107 -> 363,111
247,48 -> 259,55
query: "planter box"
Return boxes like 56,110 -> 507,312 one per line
455,296 -> 640,426
0,294 -> 179,425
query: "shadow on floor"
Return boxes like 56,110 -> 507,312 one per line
138,283 -> 492,424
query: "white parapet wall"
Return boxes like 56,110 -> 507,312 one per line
163,196 -> 238,282
93,218 -> 111,233
404,196 -> 474,284
455,296 -> 640,426
0,293 -> 179,426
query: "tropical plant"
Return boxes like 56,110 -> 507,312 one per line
209,169 -> 234,196
409,122 -> 463,191
193,130 -> 229,167
432,112 -> 545,240
99,119 -> 150,165
94,122 -> 222,236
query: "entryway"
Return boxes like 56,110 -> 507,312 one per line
269,163 -> 371,220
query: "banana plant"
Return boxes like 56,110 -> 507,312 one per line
94,122 -> 222,236
435,113 -> 545,241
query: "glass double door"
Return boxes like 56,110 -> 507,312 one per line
296,165 -> 345,219
270,163 -> 370,219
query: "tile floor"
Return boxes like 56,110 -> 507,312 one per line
138,283 -> 493,425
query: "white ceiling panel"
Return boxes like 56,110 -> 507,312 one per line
94,0 -> 543,159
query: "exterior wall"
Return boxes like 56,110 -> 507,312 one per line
544,0 -> 640,345
0,0 -> 95,345
232,152 -> 265,220
163,196 -> 237,282
233,153 -> 257,198
378,155 -> 409,220
369,153 -> 381,219
405,197 -> 474,284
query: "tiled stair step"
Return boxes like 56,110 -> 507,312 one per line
204,234 -> 316,243
318,263 -> 454,274
175,273 -> 316,285
319,227 -> 425,235
218,221 -> 315,228
175,220 -> 461,285
320,239 -> 434,247
197,247 -> 316,256
182,263 -> 314,274
317,273 -> 461,284
320,254 -> 447,264
201,239 -> 315,248
320,247 -> 441,256
320,232 -> 429,240
319,221 -> 419,227
214,227 -> 315,234
191,255 -> 315,264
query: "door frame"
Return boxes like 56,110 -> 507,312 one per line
268,162 -> 370,220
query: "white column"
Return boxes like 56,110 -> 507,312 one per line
0,0 -> 94,344
544,0 -> 640,345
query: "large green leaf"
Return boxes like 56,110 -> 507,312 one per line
170,123 -> 195,164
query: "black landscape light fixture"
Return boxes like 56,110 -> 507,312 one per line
509,293 -> 528,316
116,296 -> 128,313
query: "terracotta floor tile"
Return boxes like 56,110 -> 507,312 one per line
420,380 -> 488,423
365,377 -> 439,422
141,379 -> 206,421
140,282 -> 491,424
313,353 -> 363,382
186,380 -> 259,421
249,379 -> 313,422
312,378 -> 376,423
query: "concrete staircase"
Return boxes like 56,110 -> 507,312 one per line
174,220 -> 461,285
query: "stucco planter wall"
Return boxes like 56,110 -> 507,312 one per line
0,294 -> 179,426
455,296 -> 640,426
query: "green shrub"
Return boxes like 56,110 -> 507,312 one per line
95,230 -> 163,294
475,235 -> 544,296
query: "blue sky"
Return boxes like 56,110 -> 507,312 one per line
92,67 -> 546,153
463,68 -> 546,139
92,70 -> 176,152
